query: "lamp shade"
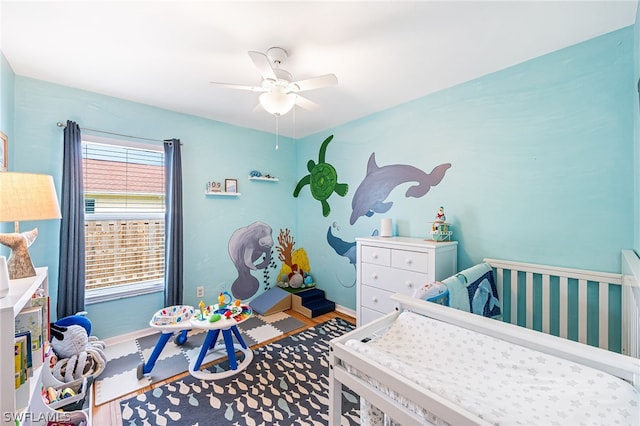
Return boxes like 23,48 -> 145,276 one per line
259,90 -> 296,116
0,172 -> 61,279
0,172 -> 62,224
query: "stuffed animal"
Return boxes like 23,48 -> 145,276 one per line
288,265 -> 305,288
50,315 -> 107,383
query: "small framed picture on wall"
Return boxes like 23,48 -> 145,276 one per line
225,178 -> 238,193
0,132 -> 7,172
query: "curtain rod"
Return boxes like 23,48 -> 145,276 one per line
56,121 -> 176,144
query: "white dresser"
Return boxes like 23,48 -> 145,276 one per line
356,237 -> 458,326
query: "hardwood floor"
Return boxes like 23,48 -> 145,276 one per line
91,309 -> 355,425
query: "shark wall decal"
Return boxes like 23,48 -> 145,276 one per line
349,152 -> 452,224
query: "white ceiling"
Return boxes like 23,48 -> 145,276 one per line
1,1 -> 637,138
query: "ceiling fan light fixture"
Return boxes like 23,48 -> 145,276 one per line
259,91 -> 296,116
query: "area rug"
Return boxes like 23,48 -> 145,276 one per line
95,311 -> 305,406
120,317 -> 359,425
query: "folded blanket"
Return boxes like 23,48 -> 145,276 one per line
442,262 -> 501,318
442,272 -> 470,312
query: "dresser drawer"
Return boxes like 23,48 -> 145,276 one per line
360,284 -> 396,315
360,245 -> 391,266
359,306 -> 387,326
391,249 -> 429,273
361,263 -> 429,294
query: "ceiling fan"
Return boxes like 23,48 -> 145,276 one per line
210,47 -> 338,117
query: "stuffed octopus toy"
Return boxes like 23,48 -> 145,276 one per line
50,315 -> 107,383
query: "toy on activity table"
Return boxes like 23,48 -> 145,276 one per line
136,305 -> 194,379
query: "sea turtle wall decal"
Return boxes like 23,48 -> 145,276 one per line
293,134 -> 348,217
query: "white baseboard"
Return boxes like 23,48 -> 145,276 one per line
104,304 -> 357,345
335,303 -> 356,319
103,326 -> 156,346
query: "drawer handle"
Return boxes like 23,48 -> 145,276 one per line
405,258 -> 413,265
372,296 -> 378,303
372,253 -> 378,259
406,281 -> 413,288
371,273 -> 379,280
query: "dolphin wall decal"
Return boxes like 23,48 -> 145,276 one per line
349,152 -> 452,224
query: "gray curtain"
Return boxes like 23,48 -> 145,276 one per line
57,120 -> 85,319
164,139 -> 183,306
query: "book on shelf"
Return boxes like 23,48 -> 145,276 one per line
13,336 -> 30,410
14,330 -> 33,377
14,335 -> 28,389
30,293 -> 50,343
15,305 -> 44,369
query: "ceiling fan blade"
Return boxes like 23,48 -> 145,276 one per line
248,51 -> 277,81
288,74 -> 338,92
294,95 -> 319,111
210,82 -> 265,92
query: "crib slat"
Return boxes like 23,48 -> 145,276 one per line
496,268 -> 505,320
542,274 -> 550,335
598,282 -> 609,350
559,276 -> 568,339
578,279 -> 587,345
485,257 -> 628,354
526,272 -> 533,329
511,269 -> 518,325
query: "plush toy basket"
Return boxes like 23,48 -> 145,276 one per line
47,376 -> 89,411
40,359 -> 92,411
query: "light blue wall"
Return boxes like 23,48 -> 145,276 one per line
2,26 -> 636,338
0,52 -> 14,144
0,52 -> 14,235
295,28 -> 635,311
635,3 -> 640,255
10,77 -> 296,338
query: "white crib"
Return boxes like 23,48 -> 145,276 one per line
484,251 -> 638,355
329,250 -> 640,425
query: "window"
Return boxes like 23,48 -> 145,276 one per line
82,136 -> 165,303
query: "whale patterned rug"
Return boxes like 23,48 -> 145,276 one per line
120,318 -> 360,425
95,312 -> 305,406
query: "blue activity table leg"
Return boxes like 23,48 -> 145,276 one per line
143,332 -> 173,374
230,325 -> 248,349
193,329 -> 220,371
222,328 -> 238,370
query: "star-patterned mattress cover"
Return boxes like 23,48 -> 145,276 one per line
346,311 -> 639,425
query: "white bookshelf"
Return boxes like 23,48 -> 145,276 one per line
0,268 -> 48,426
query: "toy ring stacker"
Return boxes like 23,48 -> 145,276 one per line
137,305 -> 194,379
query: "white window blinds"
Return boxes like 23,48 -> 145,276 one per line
82,140 -> 165,291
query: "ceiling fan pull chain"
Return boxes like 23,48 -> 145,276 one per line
275,114 -> 279,151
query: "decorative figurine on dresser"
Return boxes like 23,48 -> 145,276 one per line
355,236 -> 457,326
430,206 -> 453,242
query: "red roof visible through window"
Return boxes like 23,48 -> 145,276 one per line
83,158 -> 164,194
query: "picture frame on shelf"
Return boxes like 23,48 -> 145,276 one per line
225,178 -> 238,193
0,131 -> 7,171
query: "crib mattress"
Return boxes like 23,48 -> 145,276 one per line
346,311 -> 639,425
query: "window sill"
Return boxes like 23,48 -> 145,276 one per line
86,280 -> 164,304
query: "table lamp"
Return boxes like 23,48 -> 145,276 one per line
0,172 -> 62,279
